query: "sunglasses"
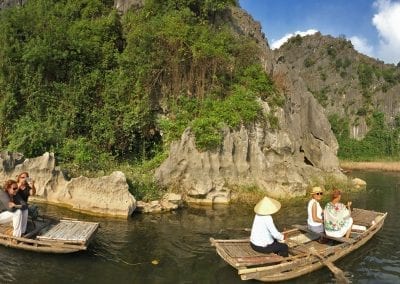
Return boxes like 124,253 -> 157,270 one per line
11,187 -> 18,191
315,192 -> 323,195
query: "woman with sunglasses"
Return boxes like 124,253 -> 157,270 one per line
0,179 -> 29,237
17,171 -> 36,203
307,186 -> 325,234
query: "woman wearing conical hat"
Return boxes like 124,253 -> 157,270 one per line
307,187 -> 324,234
250,196 -> 288,257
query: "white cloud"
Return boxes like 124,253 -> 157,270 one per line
270,29 -> 318,49
349,36 -> 374,57
372,0 -> 400,64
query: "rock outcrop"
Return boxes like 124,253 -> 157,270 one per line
0,0 -> 25,10
156,94 -> 345,201
0,151 -> 136,218
114,0 -> 144,13
155,8 -> 347,202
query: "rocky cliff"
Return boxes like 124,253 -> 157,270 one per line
155,7 -> 346,202
275,33 -> 400,139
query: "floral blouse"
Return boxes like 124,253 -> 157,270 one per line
324,202 -> 351,232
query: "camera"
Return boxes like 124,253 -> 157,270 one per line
26,177 -> 32,183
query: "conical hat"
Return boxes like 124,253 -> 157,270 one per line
254,196 -> 281,215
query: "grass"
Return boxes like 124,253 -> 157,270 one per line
340,161 -> 400,172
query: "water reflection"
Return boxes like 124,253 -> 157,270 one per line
0,170 -> 399,283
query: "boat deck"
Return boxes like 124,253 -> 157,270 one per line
0,215 -> 99,253
209,239 -> 285,267
37,219 -> 99,245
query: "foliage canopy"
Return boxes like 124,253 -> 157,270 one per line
0,0 -> 280,178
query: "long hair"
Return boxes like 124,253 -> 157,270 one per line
3,179 -> 17,191
16,171 -> 29,183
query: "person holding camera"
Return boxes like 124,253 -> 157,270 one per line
17,172 -> 36,202
0,179 -> 29,237
17,172 -> 39,220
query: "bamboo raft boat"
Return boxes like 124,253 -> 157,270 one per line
210,208 -> 387,282
0,215 -> 99,253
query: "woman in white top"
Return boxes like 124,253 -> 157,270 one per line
250,196 -> 288,257
307,186 -> 324,233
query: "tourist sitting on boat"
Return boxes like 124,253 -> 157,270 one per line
307,186 -> 324,234
0,179 -> 29,237
250,196 -> 289,257
17,171 -> 38,219
324,189 -> 353,239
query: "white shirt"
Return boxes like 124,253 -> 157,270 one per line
307,199 -> 323,227
250,214 -> 284,247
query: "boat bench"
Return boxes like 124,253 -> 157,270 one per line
292,225 -> 355,244
37,219 -> 99,245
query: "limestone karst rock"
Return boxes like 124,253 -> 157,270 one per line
0,152 -> 136,217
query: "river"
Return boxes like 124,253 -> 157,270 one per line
0,170 -> 399,283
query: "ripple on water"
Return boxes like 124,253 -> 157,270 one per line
0,251 -> 17,282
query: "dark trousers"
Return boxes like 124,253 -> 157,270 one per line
251,240 -> 289,257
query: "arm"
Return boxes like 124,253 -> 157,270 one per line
29,180 -> 36,196
312,203 -> 323,223
8,201 -> 18,212
346,201 -> 352,216
266,216 -> 284,241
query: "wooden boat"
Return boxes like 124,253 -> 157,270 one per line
0,215 -> 99,253
210,208 -> 387,282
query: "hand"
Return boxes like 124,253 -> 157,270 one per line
347,201 -> 352,207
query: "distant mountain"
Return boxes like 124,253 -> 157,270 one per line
274,32 -> 400,140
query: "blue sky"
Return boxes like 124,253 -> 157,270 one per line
239,0 -> 400,64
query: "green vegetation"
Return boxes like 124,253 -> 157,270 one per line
357,63 -> 375,90
287,34 -> 303,46
309,86 -> 330,108
326,45 -> 337,58
0,0 -> 281,199
303,57 -> 315,68
330,112 -> 400,160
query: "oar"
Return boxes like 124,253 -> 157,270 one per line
309,247 -> 349,284
288,239 -> 349,284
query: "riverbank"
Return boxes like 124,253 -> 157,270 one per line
340,161 -> 400,172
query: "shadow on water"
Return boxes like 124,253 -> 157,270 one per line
0,170 -> 399,283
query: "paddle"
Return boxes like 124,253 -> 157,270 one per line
309,247 -> 349,283
288,239 -> 349,284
